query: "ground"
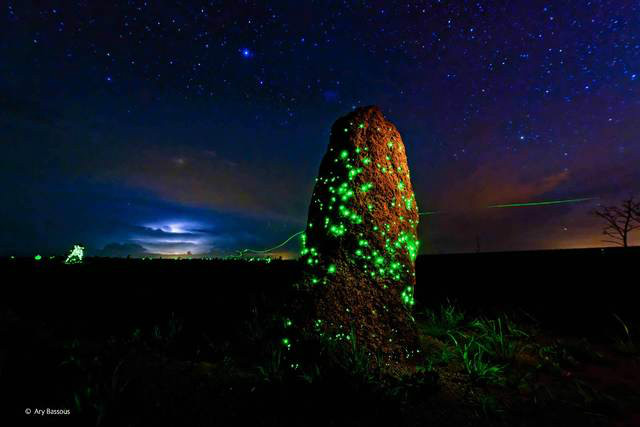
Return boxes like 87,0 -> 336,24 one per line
1,248 -> 639,426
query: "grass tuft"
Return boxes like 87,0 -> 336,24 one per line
449,334 -> 505,384
612,313 -> 636,355
419,301 -> 466,338
469,315 -> 527,362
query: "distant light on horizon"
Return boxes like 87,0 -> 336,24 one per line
136,219 -> 214,254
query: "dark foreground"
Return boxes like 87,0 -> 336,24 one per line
1,248 -> 639,426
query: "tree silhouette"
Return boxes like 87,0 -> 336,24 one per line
592,197 -> 640,247
633,200 -> 640,223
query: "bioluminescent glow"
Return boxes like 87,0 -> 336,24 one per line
231,196 -> 595,256
64,244 -> 85,264
487,197 -> 596,209
236,230 -> 305,255
298,120 -> 421,310
281,337 -> 291,350
34,254 -> 42,261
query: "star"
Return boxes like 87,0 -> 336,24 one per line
4,0 -> 640,256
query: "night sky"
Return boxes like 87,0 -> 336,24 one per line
2,1 -> 639,257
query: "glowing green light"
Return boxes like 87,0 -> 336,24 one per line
360,182 -> 373,192
405,196 -> 414,210
340,150 -> 349,159
328,264 -> 336,274
348,167 -> 363,180
397,181 -> 405,191
401,286 -> 415,306
340,190 -> 354,202
329,224 -> 346,237
240,230 -> 306,256
34,255 -> 42,261
488,197 -> 595,209
64,244 -> 85,265
358,123 -> 365,128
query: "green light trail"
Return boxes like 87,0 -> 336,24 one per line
237,230 -> 305,255
231,197 -> 594,255
487,197 -> 595,209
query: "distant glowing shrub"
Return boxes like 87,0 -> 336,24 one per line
65,244 -> 85,264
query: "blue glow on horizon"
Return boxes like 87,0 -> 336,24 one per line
136,219 -> 213,254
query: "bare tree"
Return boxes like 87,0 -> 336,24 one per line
633,199 -> 640,223
592,196 -> 640,247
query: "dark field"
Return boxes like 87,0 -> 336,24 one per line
2,248 -> 639,426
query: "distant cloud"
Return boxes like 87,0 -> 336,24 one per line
100,144 -> 309,223
97,242 -> 148,257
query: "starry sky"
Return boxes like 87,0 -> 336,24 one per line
2,1 -> 639,257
